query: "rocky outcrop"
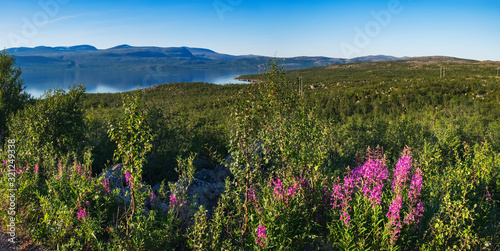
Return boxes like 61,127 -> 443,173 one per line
174,154 -> 233,215
98,154 -> 234,217
175,178 -> 225,215
98,163 -> 126,189
194,154 -> 233,183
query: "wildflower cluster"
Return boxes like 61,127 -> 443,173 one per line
352,158 -> 388,206
328,146 -> 426,248
330,156 -> 388,227
248,188 -> 256,201
170,194 -> 178,206
169,194 -> 186,208
269,177 -> 300,205
255,222 -> 267,247
392,148 -> 412,194
125,171 -> 132,185
102,178 -> 111,196
404,168 -> 424,224
330,173 -> 355,226
386,147 -> 424,243
77,201 -> 88,222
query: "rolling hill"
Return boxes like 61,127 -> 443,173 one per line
6,45 -> 401,72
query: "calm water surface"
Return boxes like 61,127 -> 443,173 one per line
23,68 -> 257,97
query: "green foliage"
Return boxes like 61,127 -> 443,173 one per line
82,82 -> 237,182
108,90 -> 153,230
7,84 -> 86,175
421,142 -> 499,250
0,50 -> 31,144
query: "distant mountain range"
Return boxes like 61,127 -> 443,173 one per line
6,45 -> 402,72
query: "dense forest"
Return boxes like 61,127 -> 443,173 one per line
0,51 -> 499,250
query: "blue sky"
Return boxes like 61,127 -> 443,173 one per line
1,0 -> 499,60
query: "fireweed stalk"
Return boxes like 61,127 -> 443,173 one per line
330,158 -> 388,227
328,147 -> 424,248
269,176 -> 302,206
330,172 -> 356,226
255,222 -> 267,247
386,147 -> 424,244
352,158 -> 388,206
102,178 -> 111,196
77,201 -> 88,222
404,168 -> 424,225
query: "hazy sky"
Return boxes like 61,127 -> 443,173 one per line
0,0 -> 499,60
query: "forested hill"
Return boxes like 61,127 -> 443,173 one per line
242,56 -> 500,120
6,44 -> 399,71
238,56 -> 492,84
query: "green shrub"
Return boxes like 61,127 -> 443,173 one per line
0,50 -> 31,144
8,84 -> 86,175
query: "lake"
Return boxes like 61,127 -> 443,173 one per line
22,68 -> 257,98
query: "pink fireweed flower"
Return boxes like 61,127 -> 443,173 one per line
34,163 -> 39,174
408,168 -> 422,200
341,175 -> 355,207
102,178 -> 111,196
248,188 -> 256,200
2,160 -> 6,166
150,192 -> 156,203
387,196 -> 403,221
330,173 -> 355,227
340,211 -> 351,227
255,222 -> 267,247
169,194 -> 178,207
387,196 -> 403,241
404,201 -> 425,225
485,187 -> 492,200
391,222 -> 402,242
403,211 -> 415,224
416,202 -> 424,217
330,183 -> 344,209
125,171 -> 132,185
272,177 -> 283,200
369,185 -> 384,206
352,158 -> 388,206
77,208 -> 87,221
287,185 -> 298,198
392,148 -> 412,195
270,177 -> 301,204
